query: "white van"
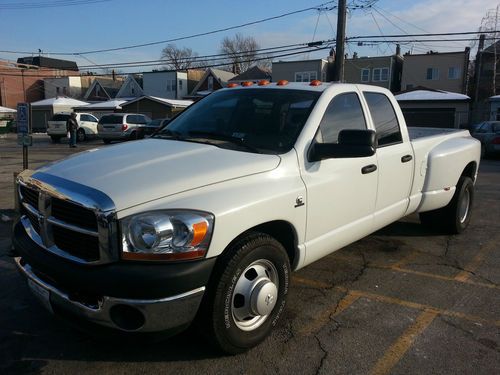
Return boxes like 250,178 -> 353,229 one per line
47,112 -> 99,142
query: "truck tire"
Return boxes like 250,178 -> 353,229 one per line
197,232 -> 290,354
419,176 -> 474,234
129,131 -> 138,141
77,128 -> 86,142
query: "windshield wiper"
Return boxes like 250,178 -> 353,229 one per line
153,129 -> 183,140
187,131 -> 261,153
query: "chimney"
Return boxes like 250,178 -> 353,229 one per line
396,44 -> 401,56
112,69 -> 116,81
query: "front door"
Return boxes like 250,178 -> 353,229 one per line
301,91 -> 378,266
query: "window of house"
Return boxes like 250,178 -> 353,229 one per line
131,87 -> 135,95
172,79 -> 176,91
426,68 -> 439,80
179,80 -> 183,90
364,92 -> 402,146
372,68 -> 389,82
56,87 -> 60,94
318,92 -> 367,143
448,67 -> 461,79
208,76 -> 214,90
361,69 -> 370,82
294,71 -> 317,82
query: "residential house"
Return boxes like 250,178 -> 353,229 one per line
84,78 -> 124,102
44,76 -> 84,99
474,40 -> 500,102
120,95 -> 193,119
189,68 -> 235,97
400,49 -> 470,93
395,87 -> 470,128
116,74 -> 144,98
271,59 -> 328,83
187,69 -> 205,94
228,66 -> 272,84
344,53 -> 403,92
0,59 -> 79,108
143,71 -> 188,100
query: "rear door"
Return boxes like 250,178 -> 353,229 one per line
101,115 -> 124,132
362,91 -> 414,229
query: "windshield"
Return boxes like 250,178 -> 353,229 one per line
155,89 -> 320,154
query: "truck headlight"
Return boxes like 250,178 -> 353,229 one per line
121,210 -> 214,261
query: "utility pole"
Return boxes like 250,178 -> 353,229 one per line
493,4 -> 499,96
332,0 -> 347,82
474,34 -> 486,105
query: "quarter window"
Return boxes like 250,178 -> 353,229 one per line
318,93 -> 367,143
364,92 -> 402,146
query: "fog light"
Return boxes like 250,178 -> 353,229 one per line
110,304 -> 145,331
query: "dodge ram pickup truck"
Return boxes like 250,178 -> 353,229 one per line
13,81 -> 480,354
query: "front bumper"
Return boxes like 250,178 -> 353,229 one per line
15,257 -> 205,332
12,220 -> 216,333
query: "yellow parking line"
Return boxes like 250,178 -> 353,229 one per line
391,251 -> 419,269
375,265 -> 500,290
369,309 -> 438,375
292,276 -> 332,289
299,292 -> 360,335
292,276 -> 500,329
454,239 -> 497,282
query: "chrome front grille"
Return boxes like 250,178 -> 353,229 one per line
17,172 -> 117,265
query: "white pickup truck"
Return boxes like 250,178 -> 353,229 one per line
13,82 -> 480,354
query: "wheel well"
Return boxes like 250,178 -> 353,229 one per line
231,221 -> 298,269
461,161 -> 477,182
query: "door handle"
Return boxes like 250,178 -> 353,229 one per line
401,154 -> 413,163
361,164 -> 377,174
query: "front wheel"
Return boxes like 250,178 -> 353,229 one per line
419,176 -> 474,234
197,233 -> 290,354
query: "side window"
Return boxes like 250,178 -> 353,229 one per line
318,93 -> 367,143
126,115 -> 136,124
137,116 -> 147,124
364,92 -> 402,146
80,114 -> 90,122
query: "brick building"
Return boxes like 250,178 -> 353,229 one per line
0,59 -> 79,109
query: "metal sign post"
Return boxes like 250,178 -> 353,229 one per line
16,102 -> 32,170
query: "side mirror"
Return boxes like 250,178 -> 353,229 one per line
308,129 -> 377,162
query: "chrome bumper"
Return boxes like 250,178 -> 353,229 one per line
15,257 -> 205,333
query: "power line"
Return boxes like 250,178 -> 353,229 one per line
0,1 -> 339,55
0,0 -> 112,9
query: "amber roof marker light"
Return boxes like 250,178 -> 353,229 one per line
310,80 -> 322,86
227,83 -> 239,88
241,81 -> 254,87
258,80 -> 270,86
276,80 -> 289,86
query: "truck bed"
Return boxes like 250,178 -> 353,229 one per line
408,127 -> 470,141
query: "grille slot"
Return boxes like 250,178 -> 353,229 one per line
22,206 -> 41,234
20,185 -> 38,209
52,198 -> 98,231
53,226 -> 100,262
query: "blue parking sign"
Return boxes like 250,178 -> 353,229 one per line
17,103 -> 30,133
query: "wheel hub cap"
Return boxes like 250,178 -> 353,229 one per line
251,280 -> 278,316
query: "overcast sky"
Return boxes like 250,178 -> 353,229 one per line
0,0 -> 497,72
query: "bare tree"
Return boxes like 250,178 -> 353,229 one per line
219,33 -> 265,74
161,43 -> 200,70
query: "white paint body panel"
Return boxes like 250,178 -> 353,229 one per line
36,83 -> 480,271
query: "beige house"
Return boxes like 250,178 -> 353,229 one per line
272,59 -> 328,82
401,49 -> 470,93
344,55 -> 403,92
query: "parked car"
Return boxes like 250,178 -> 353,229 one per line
47,112 -> 99,142
97,113 -> 152,144
471,121 -> 500,157
13,83 -> 480,354
138,118 -> 171,138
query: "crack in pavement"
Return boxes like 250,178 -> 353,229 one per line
314,334 -> 328,375
438,316 -> 500,354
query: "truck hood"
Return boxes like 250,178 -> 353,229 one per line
36,139 -> 281,210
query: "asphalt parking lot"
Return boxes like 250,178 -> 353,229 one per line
0,133 -> 499,374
